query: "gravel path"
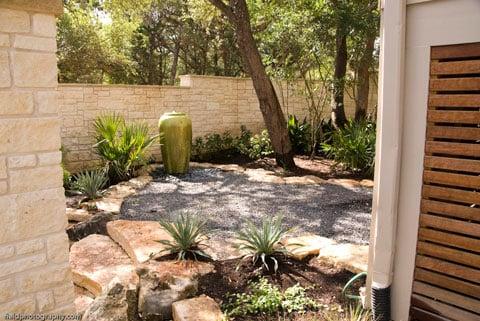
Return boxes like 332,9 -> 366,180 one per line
120,168 -> 372,245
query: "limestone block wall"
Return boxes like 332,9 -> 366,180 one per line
0,1 -> 75,317
59,75 -> 377,171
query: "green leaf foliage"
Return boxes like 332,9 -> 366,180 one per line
321,120 -> 376,175
287,115 -> 312,155
93,113 -> 157,182
224,277 -> 318,317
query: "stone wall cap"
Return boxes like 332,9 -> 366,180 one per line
58,83 -> 192,89
0,0 -> 63,16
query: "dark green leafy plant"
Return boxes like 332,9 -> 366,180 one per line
63,167 -> 72,190
157,214 -> 211,261
287,115 -> 311,155
237,129 -> 274,160
94,114 -> 157,182
321,120 -> 376,175
236,216 -> 290,272
71,169 -> 108,200
224,278 -> 318,317
191,131 -> 237,162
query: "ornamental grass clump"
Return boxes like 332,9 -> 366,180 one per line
236,215 -> 291,273
71,169 -> 108,200
94,113 -> 157,183
157,214 -> 211,261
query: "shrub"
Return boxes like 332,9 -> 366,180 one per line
321,120 -> 376,175
71,169 -> 108,200
287,115 -> 311,155
237,129 -> 274,160
62,166 -> 72,190
157,213 -> 210,261
224,278 -> 318,317
191,126 -> 274,162
94,114 -> 157,182
191,131 -> 237,162
236,215 -> 290,272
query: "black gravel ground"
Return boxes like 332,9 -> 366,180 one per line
120,168 -> 372,244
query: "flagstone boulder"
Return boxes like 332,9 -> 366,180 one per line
66,208 -> 92,222
172,295 -> 224,321
283,234 -> 336,260
66,212 -> 115,241
82,278 -> 140,321
69,234 -> 137,297
316,243 -> 369,273
107,220 -> 173,264
74,286 -> 94,316
136,266 -> 198,321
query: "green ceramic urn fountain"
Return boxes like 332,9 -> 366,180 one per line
158,112 -> 192,174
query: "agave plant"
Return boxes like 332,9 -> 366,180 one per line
236,215 -> 291,272
94,114 -> 157,182
71,169 -> 108,200
157,214 -> 210,261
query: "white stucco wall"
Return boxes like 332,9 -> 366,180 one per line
391,0 -> 480,319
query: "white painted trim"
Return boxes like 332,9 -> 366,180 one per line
366,0 -> 406,309
407,0 -> 435,4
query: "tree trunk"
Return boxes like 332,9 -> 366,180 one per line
355,34 -> 375,121
170,39 -> 180,85
330,26 -> 348,128
208,0 -> 296,169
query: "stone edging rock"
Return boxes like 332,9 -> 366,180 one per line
190,161 -> 374,188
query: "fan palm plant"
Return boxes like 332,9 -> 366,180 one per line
157,214 -> 211,261
236,215 -> 291,273
94,114 -> 157,182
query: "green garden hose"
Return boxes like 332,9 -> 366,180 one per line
342,272 -> 367,300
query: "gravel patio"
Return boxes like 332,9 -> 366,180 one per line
120,167 -> 372,245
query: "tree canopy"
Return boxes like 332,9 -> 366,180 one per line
57,0 -> 379,89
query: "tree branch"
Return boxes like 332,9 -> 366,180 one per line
207,0 -> 235,22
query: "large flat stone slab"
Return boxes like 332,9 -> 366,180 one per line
69,234 -> 138,297
284,175 -> 325,185
66,208 -> 92,222
283,235 -> 336,260
245,168 -> 286,184
172,295 -> 224,321
317,243 -> 369,274
284,234 -> 368,273
107,220 -> 173,264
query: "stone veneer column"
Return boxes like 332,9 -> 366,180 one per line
0,0 -> 75,317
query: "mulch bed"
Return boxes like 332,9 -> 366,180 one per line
199,256 -> 358,321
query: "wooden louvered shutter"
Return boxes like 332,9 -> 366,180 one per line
410,42 -> 480,321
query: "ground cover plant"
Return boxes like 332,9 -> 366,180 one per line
157,213 -> 211,261
94,113 -> 157,183
224,277 -> 318,317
